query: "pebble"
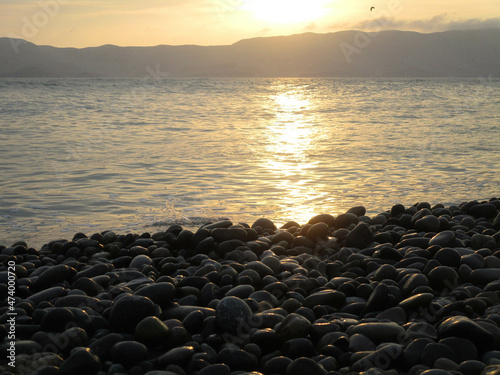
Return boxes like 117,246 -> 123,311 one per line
345,222 -> 373,249
215,296 -> 253,335
110,341 -> 149,368
1,198 -> 499,375
109,294 -> 157,332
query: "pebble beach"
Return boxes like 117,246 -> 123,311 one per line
1,198 -> 500,375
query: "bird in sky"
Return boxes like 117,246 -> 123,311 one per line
370,6 -> 375,11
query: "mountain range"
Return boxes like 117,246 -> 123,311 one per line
1,29 -> 499,78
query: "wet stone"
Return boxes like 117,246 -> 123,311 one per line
345,222 -> 373,249
58,347 -> 100,375
286,357 -> 327,375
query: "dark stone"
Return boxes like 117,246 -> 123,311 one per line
198,363 -> 231,375
88,333 -> 124,360
308,214 -> 336,227
471,269 -> 500,286
134,282 -> 176,309
376,307 -> 407,325
216,348 -> 258,371
429,231 -> 456,248
334,213 -> 359,229
58,347 -> 100,375
109,295 -> 157,332
156,345 -> 195,366
365,283 -> 389,312
286,357 -> 327,375
304,289 -> 345,309
434,248 -> 461,267
264,356 -> 293,374
135,316 -> 170,345
215,296 -> 253,335
421,343 -> 457,367
345,222 -> 373,249
41,308 -> 75,332
347,322 -> 405,344
276,313 -> 311,341
27,287 -> 67,306
306,222 -> 330,241
347,206 -> 366,217
283,338 -> 315,359
427,266 -> 459,290
399,293 -> 434,311
211,228 -> 248,243
458,360 -> 486,375
415,215 -> 440,233
438,316 -> 495,352
440,337 -> 478,362
110,341 -> 149,368
252,218 -> 277,231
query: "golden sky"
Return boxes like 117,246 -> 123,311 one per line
1,0 -> 499,47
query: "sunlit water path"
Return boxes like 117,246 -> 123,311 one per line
0,78 -> 499,248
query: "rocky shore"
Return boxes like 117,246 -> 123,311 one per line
1,198 -> 500,375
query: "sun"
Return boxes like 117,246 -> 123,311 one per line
242,0 -> 330,24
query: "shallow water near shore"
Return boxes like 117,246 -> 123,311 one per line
0,77 -> 499,248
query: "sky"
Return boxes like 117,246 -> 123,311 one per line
1,0 -> 500,48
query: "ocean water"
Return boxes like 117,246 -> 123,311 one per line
0,77 -> 499,248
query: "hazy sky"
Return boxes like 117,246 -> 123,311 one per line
1,0 -> 500,47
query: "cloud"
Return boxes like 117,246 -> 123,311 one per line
351,14 -> 500,33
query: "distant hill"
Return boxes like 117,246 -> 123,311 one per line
1,29 -> 499,78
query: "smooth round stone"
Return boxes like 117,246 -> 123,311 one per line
365,283 -> 389,312
422,343 -> 457,367
376,306 -> 407,325
225,284 -> 255,299
264,356 -> 293,374
58,347 -> 100,375
216,348 -> 258,371
245,261 -> 275,277
349,333 -> 376,352
415,215 -> 440,233
33,264 -> 73,291
438,316 -> 495,351
420,370 -> 454,375
211,227 -> 248,242
88,333 -> 124,359
427,266 -> 459,290
183,309 -> 204,334
198,363 -> 231,375
134,282 -> 176,308
458,360 -> 486,375
135,316 -> 170,345
345,222 -> 373,249
110,341 -> 149,368
156,345 -> 195,366
70,277 -> 103,296
373,264 -> 399,281
27,286 -> 67,306
461,254 -> 486,269
14,353 -> 63,374
347,322 -> 405,344
109,294 -> 157,332
276,313 -> 311,341
129,254 -> 153,269
286,357 -> 327,375
306,222 -> 330,241
471,269 -> 500,286
334,213 -> 359,229
399,293 -> 434,311
215,296 -> 253,335
304,289 -> 345,309
252,218 -> 277,231
429,231 -> 456,247
308,214 -> 336,227
283,338 -> 315,359
440,337 -> 478,361
41,308 -> 75,332
434,248 -> 461,267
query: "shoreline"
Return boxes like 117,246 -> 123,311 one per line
1,198 -> 500,375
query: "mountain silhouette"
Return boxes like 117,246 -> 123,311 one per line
1,29 -> 499,78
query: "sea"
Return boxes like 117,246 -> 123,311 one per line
0,77 -> 499,249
